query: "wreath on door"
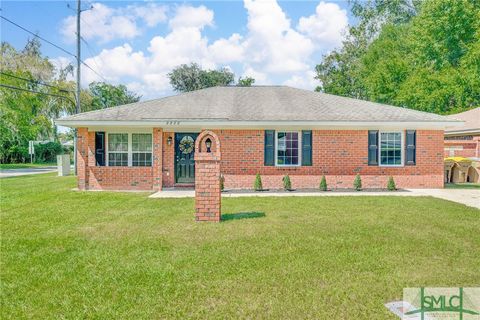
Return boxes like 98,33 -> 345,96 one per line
179,136 -> 194,154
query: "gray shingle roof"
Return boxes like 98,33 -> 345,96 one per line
58,86 -> 456,123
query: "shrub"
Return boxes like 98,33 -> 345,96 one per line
283,174 -> 292,190
319,175 -> 327,191
353,174 -> 362,191
220,174 -> 225,191
387,176 -> 396,191
254,173 -> 263,191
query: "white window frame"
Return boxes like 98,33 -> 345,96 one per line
275,130 -> 302,167
378,131 -> 404,167
105,130 -> 153,167
132,133 -> 153,167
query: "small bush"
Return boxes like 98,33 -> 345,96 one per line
283,174 -> 292,190
319,175 -> 327,191
220,174 -> 225,191
254,173 -> 263,191
353,174 -> 362,191
387,176 -> 396,191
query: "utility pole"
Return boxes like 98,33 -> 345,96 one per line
74,0 -> 82,175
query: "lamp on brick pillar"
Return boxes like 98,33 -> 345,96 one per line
194,131 -> 221,222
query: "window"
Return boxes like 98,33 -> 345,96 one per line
132,133 -> 152,166
379,132 -> 402,166
108,133 -> 128,166
276,131 -> 300,166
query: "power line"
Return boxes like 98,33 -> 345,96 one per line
0,83 -> 75,104
1,15 -> 106,82
80,37 -> 108,82
0,72 -> 74,93
0,15 -> 77,58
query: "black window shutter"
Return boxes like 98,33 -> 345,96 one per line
95,132 -> 106,166
405,130 -> 416,165
264,130 -> 275,166
302,130 -> 312,166
368,130 -> 379,166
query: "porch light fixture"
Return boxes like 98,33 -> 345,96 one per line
205,138 -> 212,153
167,136 -> 173,146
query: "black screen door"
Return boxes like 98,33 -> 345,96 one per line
175,133 -> 198,183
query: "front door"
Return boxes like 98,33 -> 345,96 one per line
175,133 -> 198,184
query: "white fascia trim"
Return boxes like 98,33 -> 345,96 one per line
55,119 -> 462,130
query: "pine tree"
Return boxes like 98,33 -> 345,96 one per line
387,176 -> 396,191
283,174 -> 292,190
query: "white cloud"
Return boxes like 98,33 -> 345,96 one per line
297,1 -> 348,49
60,2 -> 167,43
168,5 -> 214,30
64,1 -> 349,98
132,3 -> 168,27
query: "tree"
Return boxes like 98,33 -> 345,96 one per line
88,82 -> 141,110
237,77 -> 255,87
315,0 -> 480,115
168,63 -> 235,92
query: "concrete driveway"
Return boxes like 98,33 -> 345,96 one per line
0,166 -> 57,178
409,189 -> 480,209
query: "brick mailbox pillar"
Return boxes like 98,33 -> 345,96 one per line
194,130 -> 221,222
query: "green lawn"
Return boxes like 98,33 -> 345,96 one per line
445,182 -> 480,189
0,163 -> 56,169
1,174 -> 479,319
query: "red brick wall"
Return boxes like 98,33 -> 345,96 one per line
162,132 -> 175,187
213,129 -> 444,189
88,166 -> 153,190
444,138 -> 479,158
76,128 -> 445,190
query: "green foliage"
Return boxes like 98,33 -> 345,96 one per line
319,175 -> 328,191
282,174 -> 292,190
353,174 -> 362,191
254,173 -> 263,191
89,82 -> 141,110
34,142 -> 64,163
315,0 -> 480,114
168,63 -> 235,92
220,174 -> 225,192
387,176 -> 397,191
237,77 -> 255,86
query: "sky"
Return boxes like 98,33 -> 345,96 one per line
1,0 -> 354,100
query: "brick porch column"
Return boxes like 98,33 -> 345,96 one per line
153,128 -> 163,191
76,127 -> 90,190
194,130 -> 222,222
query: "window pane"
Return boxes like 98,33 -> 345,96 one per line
108,133 -> 128,152
380,132 -> 402,165
108,152 -> 127,166
132,152 -> 152,166
276,131 -> 299,165
132,134 -> 152,152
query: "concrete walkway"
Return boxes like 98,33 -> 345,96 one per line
0,166 -> 58,178
149,188 -> 480,209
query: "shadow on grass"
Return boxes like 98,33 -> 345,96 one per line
222,211 -> 265,221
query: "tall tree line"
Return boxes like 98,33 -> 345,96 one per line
315,0 -> 480,115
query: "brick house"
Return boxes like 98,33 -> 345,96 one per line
56,86 -> 460,191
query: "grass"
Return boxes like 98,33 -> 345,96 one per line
0,163 -> 56,169
1,174 -> 479,319
445,182 -> 480,189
